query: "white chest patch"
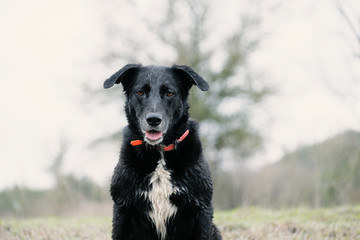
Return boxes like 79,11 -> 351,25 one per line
145,153 -> 178,240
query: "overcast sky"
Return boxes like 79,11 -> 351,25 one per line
0,0 -> 359,189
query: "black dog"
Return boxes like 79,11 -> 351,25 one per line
104,64 -> 222,240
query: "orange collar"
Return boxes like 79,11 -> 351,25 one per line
130,130 -> 189,151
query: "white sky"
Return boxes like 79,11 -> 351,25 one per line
0,0 -> 359,189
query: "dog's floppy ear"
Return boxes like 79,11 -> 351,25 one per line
171,65 -> 209,91
103,64 -> 142,89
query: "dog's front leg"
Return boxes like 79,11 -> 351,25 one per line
193,207 -> 214,240
112,203 -> 129,240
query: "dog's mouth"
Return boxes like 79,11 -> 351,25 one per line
145,130 -> 163,142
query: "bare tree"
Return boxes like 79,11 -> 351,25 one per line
335,0 -> 360,58
100,0 -> 272,166
326,0 -> 360,120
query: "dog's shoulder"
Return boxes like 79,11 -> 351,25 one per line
187,118 -> 199,131
119,126 -> 146,160
121,125 -> 140,143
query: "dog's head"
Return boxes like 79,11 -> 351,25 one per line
104,64 -> 208,145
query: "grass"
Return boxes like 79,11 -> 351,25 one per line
1,206 -> 360,239
215,206 -> 360,239
0,217 -> 111,240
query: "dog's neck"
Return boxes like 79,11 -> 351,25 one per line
130,129 -> 189,152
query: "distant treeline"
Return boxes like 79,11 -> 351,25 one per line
214,130 -> 360,209
0,175 -> 109,217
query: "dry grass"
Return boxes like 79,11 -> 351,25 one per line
0,217 -> 111,240
215,206 -> 360,240
1,206 -> 360,239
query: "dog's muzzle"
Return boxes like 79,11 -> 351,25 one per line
140,112 -> 168,144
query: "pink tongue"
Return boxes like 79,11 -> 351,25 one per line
145,131 -> 163,141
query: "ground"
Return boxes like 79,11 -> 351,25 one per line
215,206 -> 360,240
1,206 -> 359,240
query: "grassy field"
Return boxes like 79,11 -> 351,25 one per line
215,206 -> 360,239
1,206 -> 359,240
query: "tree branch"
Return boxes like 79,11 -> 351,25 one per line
336,0 -> 360,45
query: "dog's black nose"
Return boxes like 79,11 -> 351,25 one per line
146,113 -> 162,126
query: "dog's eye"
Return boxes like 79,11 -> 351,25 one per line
136,90 -> 144,96
166,90 -> 174,97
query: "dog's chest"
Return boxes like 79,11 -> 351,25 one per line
143,153 -> 178,240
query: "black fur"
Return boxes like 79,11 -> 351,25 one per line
104,64 -> 222,240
